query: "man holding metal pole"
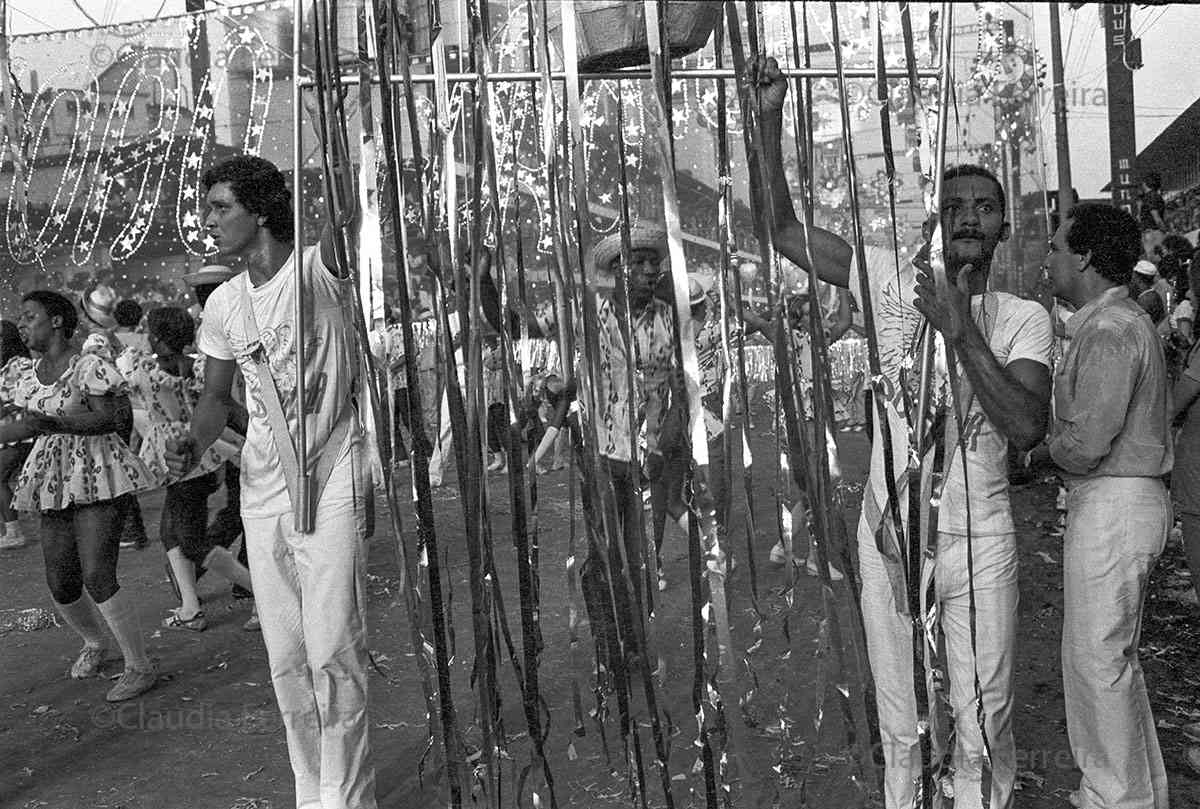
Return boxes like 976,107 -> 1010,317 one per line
756,55 -> 1052,809
164,147 -> 376,809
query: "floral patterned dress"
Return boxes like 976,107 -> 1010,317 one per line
115,348 -> 241,485
1,353 -> 155,512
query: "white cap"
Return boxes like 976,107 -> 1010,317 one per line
1133,260 -> 1158,277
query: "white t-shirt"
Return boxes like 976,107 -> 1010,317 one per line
197,246 -> 359,518
1172,298 -> 1194,330
854,245 -> 1053,538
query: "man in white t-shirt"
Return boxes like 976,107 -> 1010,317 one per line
166,154 -> 376,809
758,57 -> 1052,809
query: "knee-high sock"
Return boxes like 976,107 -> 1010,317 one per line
94,588 -> 150,670
55,593 -> 106,648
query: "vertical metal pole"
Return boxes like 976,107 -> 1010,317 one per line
292,0 -> 311,532
1049,2 -> 1073,220
913,2 -> 954,455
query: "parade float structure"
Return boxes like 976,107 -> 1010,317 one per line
0,2 -> 1055,807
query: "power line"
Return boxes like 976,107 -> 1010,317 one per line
6,2 -> 58,31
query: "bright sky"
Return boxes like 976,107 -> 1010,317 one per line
6,1 -> 1200,199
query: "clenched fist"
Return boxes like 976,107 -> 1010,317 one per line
164,436 -> 197,479
750,55 -> 789,116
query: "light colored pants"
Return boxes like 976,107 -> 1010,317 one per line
1062,475 -> 1169,809
858,520 -> 1018,809
243,451 -> 377,809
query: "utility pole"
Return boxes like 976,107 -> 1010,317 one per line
1103,3 -> 1138,215
1049,3 -> 1073,221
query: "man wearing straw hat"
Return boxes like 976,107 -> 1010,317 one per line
757,56 -> 1052,809
165,153 -> 376,809
491,222 -> 677,664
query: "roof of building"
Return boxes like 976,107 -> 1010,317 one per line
1102,95 -> 1200,196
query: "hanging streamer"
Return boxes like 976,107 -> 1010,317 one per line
778,1 -> 871,798
377,4 -> 468,804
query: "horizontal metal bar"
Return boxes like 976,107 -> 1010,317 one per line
299,65 -> 942,87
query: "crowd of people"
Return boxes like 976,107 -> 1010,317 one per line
5,56 -> 1200,809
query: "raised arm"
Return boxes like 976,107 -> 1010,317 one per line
753,57 -> 853,288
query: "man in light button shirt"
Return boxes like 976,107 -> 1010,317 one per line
1045,202 -> 1172,809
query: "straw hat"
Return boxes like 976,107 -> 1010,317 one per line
1133,259 -> 1159,277
80,284 -> 119,330
688,273 -> 710,306
183,264 -> 237,287
592,224 -> 668,272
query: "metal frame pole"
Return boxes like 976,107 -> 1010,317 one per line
299,66 -> 943,87
292,0 -> 311,532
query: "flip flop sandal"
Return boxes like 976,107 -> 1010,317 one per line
163,610 -> 207,632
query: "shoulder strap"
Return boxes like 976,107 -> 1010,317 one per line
239,273 -> 357,533
238,281 -> 310,529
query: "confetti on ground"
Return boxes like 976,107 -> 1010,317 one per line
228,800 -> 272,809
0,607 -> 59,634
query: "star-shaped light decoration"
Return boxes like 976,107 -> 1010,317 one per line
182,211 -> 199,229
238,28 -> 257,45
202,234 -> 217,251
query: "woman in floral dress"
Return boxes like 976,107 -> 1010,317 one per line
0,291 -> 157,702
0,320 -> 32,549
117,306 -> 249,631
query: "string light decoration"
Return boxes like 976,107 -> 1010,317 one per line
177,25 -> 275,255
1,5 -> 284,271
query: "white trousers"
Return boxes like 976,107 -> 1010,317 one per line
244,450 -> 377,809
1062,475 -> 1169,809
858,519 -> 1018,809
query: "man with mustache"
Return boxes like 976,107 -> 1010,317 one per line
756,56 -> 1052,809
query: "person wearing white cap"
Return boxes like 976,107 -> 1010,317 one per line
1130,259 -> 1167,326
